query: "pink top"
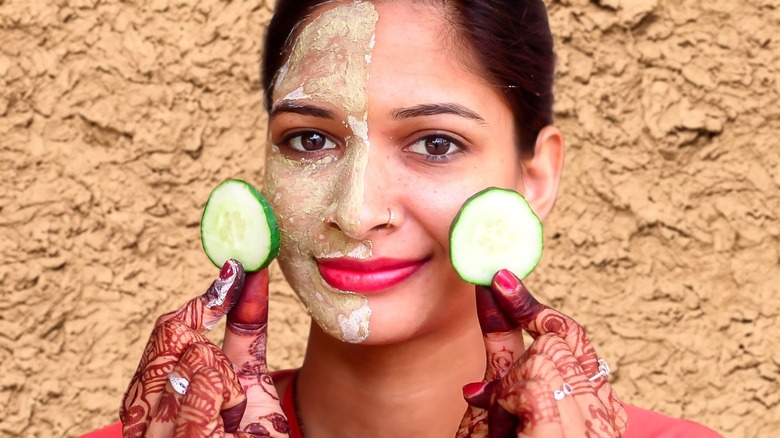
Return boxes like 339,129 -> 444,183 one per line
82,370 -> 721,438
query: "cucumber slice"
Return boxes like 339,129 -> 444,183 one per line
200,179 -> 280,272
449,187 -> 543,286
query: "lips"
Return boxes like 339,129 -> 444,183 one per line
316,257 -> 428,293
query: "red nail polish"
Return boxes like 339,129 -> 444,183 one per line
494,269 -> 518,292
462,381 -> 486,397
219,261 -> 234,280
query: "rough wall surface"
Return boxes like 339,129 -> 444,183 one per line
0,0 -> 777,436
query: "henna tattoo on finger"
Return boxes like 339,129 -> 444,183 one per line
585,403 -> 614,436
498,380 -> 559,431
120,405 -> 147,437
154,391 -> 180,423
245,330 -> 269,376
487,346 -> 515,379
244,422 -> 272,436
266,412 -> 291,434
456,407 -> 488,438
174,368 -> 224,438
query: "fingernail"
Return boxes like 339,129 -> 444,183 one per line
204,260 -> 244,312
463,380 -> 496,409
463,381 -> 486,398
494,269 -> 518,292
220,260 -> 235,280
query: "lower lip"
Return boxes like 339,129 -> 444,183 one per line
317,262 -> 426,294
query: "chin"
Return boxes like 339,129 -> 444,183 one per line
348,273 -> 474,346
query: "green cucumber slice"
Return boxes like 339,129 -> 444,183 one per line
200,179 -> 280,272
449,187 -> 543,286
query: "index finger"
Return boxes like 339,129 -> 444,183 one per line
489,269 -> 599,375
156,259 -> 246,333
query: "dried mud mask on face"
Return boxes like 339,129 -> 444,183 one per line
263,1 -> 378,343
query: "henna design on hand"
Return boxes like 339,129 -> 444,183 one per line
154,391 -> 180,423
265,412 -> 291,434
174,367 -> 224,437
459,269 -> 628,437
244,422 -> 272,436
496,379 -> 557,434
487,347 -> 515,379
121,260 -> 249,438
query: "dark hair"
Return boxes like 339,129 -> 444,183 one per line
261,0 -> 555,157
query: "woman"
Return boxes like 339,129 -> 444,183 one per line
100,0 -> 721,437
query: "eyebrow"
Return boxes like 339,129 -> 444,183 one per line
391,103 -> 486,124
270,100 -> 336,119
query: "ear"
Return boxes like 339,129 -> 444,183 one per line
517,126 -> 565,221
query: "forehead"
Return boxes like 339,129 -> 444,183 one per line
272,2 -> 378,108
273,2 -> 465,92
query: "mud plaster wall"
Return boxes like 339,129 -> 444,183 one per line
0,0 -> 778,436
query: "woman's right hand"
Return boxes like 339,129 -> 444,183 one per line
457,269 -> 627,437
120,259 -> 290,437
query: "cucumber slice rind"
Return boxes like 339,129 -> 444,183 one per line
200,179 -> 280,272
449,187 -> 543,286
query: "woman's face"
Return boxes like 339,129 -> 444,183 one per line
262,1 -> 534,344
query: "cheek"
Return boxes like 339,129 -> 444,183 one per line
263,157 -> 330,235
406,183 -> 470,250
406,167 -> 521,250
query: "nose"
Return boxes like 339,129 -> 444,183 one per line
326,139 -> 396,239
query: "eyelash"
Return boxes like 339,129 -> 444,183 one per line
277,130 -> 339,155
275,130 -> 468,163
406,133 -> 467,163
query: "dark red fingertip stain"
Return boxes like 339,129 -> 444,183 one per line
228,269 -> 269,328
221,399 -> 247,433
492,269 -> 545,326
476,285 -> 516,334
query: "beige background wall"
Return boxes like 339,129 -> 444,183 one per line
1,0 -> 778,436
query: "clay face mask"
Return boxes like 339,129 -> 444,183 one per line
262,1 -> 378,343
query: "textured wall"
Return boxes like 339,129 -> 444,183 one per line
1,0 -> 778,436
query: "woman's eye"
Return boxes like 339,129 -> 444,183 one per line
407,135 -> 463,160
286,131 -> 337,152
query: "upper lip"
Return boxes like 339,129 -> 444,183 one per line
315,257 -> 428,272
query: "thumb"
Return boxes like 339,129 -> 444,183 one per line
222,269 -> 290,437
223,269 -> 270,375
476,280 -> 525,381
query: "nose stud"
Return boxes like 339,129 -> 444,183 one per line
386,208 -> 395,228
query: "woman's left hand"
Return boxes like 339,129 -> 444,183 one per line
457,269 -> 628,437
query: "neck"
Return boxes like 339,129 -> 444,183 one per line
296,302 -> 485,438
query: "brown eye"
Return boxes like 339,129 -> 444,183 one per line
287,131 -> 337,152
425,137 -> 452,155
407,134 -> 463,162
301,132 -> 325,150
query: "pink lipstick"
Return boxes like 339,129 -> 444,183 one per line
316,257 -> 428,293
